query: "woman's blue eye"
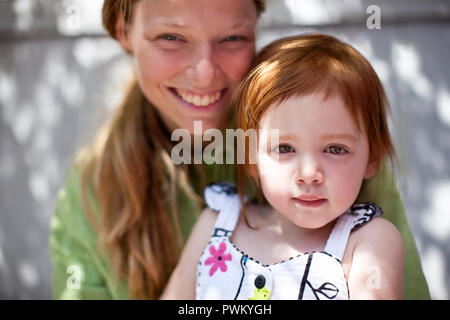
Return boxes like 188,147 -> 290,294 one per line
223,35 -> 243,42
276,145 -> 294,154
325,146 -> 348,155
161,34 -> 180,41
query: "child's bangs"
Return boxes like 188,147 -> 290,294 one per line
260,54 -> 364,133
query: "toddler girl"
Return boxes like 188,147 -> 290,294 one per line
161,33 -> 404,300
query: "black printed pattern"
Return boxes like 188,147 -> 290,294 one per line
350,203 -> 382,231
208,182 -> 237,195
298,253 -> 339,300
204,182 -> 238,213
212,227 -> 233,238
233,255 -> 248,300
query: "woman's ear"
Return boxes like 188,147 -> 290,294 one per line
364,159 -> 379,179
115,14 -> 133,54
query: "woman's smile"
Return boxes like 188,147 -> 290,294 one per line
124,0 -> 258,133
168,87 -> 228,109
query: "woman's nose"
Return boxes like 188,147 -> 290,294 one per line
295,155 -> 324,185
186,44 -> 218,87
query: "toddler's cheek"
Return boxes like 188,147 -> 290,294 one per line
331,176 -> 364,211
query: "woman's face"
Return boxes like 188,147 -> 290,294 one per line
121,0 -> 258,133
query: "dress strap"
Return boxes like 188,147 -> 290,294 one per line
324,203 -> 382,261
204,182 -> 241,238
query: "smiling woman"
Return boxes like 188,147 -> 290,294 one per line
113,0 -> 259,132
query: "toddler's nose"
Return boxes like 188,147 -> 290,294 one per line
295,155 -> 324,185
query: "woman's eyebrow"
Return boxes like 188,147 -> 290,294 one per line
146,18 -> 253,29
230,20 -> 254,29
147,20 -> 187,28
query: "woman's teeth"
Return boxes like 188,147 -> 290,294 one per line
175,89 -> 221,107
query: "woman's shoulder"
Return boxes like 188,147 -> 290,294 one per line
50,163 -> 126,299
54,164 -> 83,221
51,161 -> 100,244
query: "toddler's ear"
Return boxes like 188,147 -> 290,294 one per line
364,160 -> 379,179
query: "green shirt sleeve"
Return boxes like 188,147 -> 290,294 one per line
49,167 -> 130,300
357,166 -> 430,300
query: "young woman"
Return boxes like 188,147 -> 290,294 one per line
50,0 -> 429,299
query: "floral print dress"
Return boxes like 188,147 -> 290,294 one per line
195,182 -> 382,300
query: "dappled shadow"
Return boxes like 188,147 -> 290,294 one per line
0,0 -> 132,298
0,0 -> 449,299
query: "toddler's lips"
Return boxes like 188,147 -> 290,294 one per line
292,197 -> 327,208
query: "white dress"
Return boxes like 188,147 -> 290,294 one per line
195,182 -> 382,300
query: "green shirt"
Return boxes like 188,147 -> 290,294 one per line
49,163 -> 430,300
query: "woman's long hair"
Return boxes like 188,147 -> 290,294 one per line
78,0 -> 266,300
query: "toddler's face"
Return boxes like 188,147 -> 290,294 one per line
257,92 -> 377,229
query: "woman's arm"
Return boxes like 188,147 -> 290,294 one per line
160,208 -> 218,300
347,217 -> 404,299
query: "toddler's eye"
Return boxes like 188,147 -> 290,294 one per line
325,145 -> 348,155
276,145 -> 294,154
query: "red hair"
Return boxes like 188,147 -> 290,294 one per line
235,33 -> 395,207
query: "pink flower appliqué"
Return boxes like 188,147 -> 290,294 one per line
204,241 -> 232,276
